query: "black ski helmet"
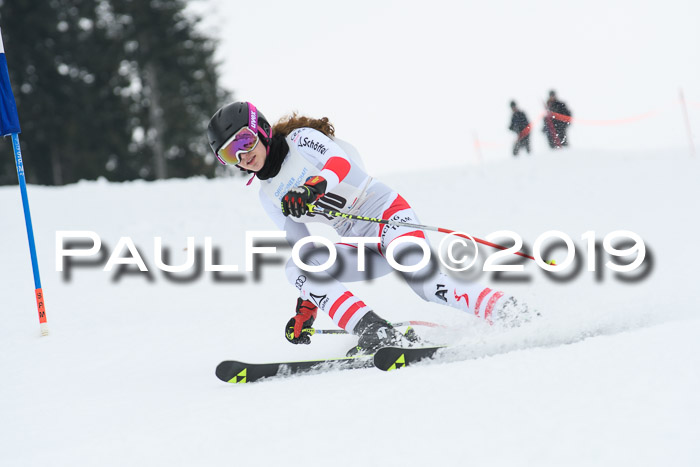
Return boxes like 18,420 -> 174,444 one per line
207,102 -> 272,162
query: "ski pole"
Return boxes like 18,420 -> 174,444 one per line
307,205 -> 537,262
313,320 -> 445,335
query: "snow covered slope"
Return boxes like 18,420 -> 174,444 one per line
1,148 -> 698,466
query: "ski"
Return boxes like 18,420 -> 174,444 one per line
217,344 -> 450,383
373,345 -> 447,371
215,354 -> 374,383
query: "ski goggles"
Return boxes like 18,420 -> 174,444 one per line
216,126 -> 259,165
216,102 -> 266,166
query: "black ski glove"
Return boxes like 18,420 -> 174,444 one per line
281,176 -> 327,218
285,298 -> 318,345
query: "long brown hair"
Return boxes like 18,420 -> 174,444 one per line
272,113 -> 335,138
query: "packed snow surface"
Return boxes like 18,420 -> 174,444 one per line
1,148 -> 699,466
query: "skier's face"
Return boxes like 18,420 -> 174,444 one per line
237,138 -> 267,172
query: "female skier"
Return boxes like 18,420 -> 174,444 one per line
207,102 -> 529,356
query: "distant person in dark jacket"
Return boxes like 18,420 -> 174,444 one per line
508,101 -> 531,156
542,90 -> 572,148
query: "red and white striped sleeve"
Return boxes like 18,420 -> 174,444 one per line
317,156 -> 350,190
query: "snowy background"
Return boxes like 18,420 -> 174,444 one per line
3,0 -> 700,466
190,0 -> 700,173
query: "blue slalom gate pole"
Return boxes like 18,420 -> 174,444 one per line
1,27 -> 48,336
10,133 -> 48,335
